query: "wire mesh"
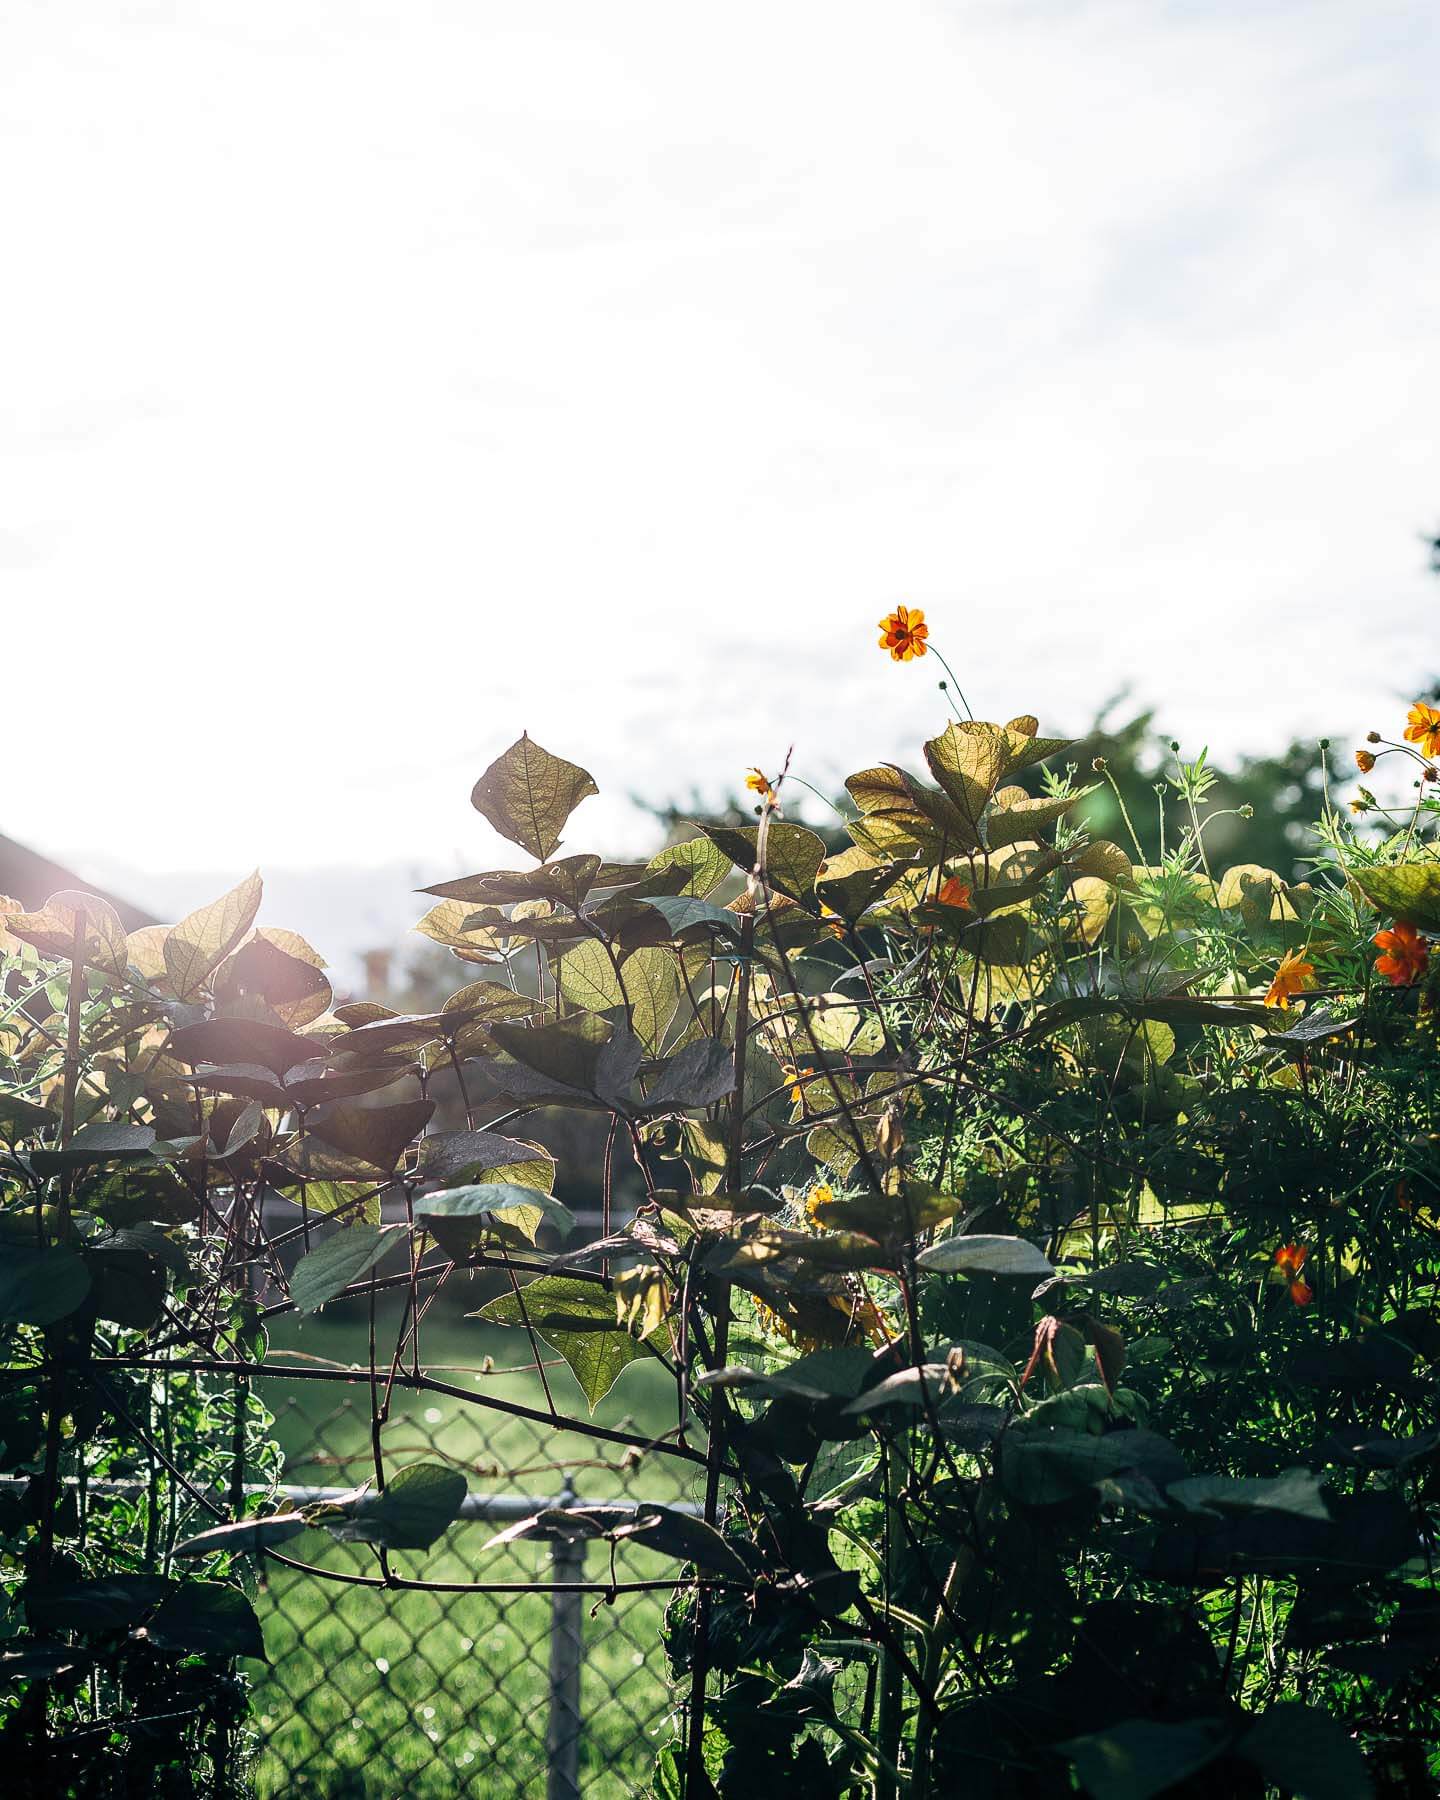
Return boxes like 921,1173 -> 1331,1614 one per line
247,1345 -> 702,1798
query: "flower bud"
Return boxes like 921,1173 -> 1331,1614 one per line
1367,730 -> 1382,743
1091,756 -> 1107,773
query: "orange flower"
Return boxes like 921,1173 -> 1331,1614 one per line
936,876 -> 972,910
1404,701 -> 1440,759
877,605 -> 929,662
1265,950 -> 1316,1010
1355,749 -> 1376,774
1274,1243 -> 1313,1307
745,768 -> 774,800
1374,921 -> 1429,987
781,1063 -> 814,1106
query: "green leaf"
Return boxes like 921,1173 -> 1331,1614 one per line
28,1121 -> 156,1177
984,786 -> 1089,847
488,1013 -> 617,1096
922,723 -> 1004,835
644,837 -> 732,898
0,1092 -> 58,1137
422,854 -> 603,909
339,1462 -> 468,1550
615,945 -> 681,1052
697,1346 -> 875,1404
1350,861 -> 1440,933
167,1015 -> 327,1076
25,1574 -> 173,1634
416,1128 -> 554,1192
1239,1702 -> 1374,1799
175,1515 -> 308,1557
470,734 -> 598,861
485,1502 -> 753,1579
642,1039 -> 736,1111
149,1581 -> 268,1660
0,1245 -> 91,1325
811,1183 -> 961,1238
815,847 -> 912,922
695,821 -> 829,904
474,1274 -> 657,1409
1058,1719 -> 1232,1800
1167,1468 -> 1332,1522
290,1224 -> 401,1313
416,1183 -> 574,1254
916,1234 -> 1055,1277
554,940 -> 677,1050
307,1097 -> 436,1173
271,1180 -> 381,1227
637,896 -> 744,941
4,890 -> 130,982
1001,1425 -> 1186,1506
163,871 -> 263,1000
555,935 -> 627,1012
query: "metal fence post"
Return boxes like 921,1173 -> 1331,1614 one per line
547,1478 -> 585,1800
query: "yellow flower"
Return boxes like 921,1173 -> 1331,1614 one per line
1404,701 -> 1440,759
803,1182 -> 835,1226
1265,950 -> 1316,1010
877,605 -> 929,662
819,901 -> 846,940
745,768 -> 774,801
1355,749 -> 1376,774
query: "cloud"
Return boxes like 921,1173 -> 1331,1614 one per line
3,0 -> 1436,871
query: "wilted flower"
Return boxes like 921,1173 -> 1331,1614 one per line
1404,701 -> 1440,759
877,605 -> 929,662
1265,950 -> 1316,1010
1355,750 -> 1377,774
1374,921 -> 1429,987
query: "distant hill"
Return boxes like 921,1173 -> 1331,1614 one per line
0,831 -> 157,932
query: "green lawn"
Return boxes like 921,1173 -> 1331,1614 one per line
246,1302 -> 699,1798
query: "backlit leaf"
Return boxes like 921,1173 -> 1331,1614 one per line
471,734 -> 598,862
695,821 -> 828,905
290,1224 -> 402,1312
163,871 -> 263,1000
916,1234 -> 1055,1277
1350,861 -> 1440,933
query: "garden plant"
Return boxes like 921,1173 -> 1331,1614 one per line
4,616 -> 1440,1797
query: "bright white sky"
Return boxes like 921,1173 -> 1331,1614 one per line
4,1 -> 1439,922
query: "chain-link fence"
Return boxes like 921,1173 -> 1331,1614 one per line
246,1324 -> 701,1799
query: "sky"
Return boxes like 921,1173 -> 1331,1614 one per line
3,1 -> 1438,961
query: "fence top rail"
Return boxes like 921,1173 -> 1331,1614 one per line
0,1473 -> 703,1522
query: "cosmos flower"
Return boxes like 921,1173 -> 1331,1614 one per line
1265,950 -> 1316,1010
1374,921 -> 1429,988
877,605 -> 929,662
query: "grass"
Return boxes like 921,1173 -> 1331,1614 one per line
246,1298 -> 699,1798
